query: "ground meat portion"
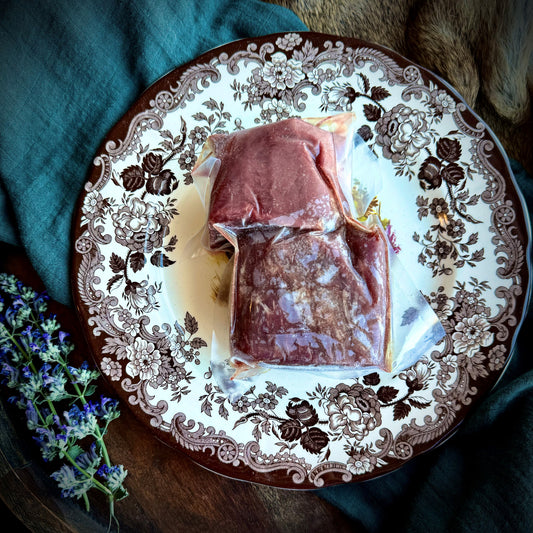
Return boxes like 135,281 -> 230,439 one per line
231,225 -> 390,368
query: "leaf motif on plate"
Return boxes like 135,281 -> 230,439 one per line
393,401 -> 411,421
192,111 -> 208,122
150,251 -> 175,267
377,386 -> 399,403
408,397 -> 431,409
279,420 -> 302,442
363,103 -> 382,121
142,153 -> 163,175
201,397 -> 212,417
218,403 -> 229,420
106,274 -> 123,292
166,235 -> 178,251
363,372 -> 380,386
293,40 -> 319,63
121,165 -> 145,191
109,253 -> 126,273
300,427 -> 329,455
185,312 -> 198,335
436,137 -> 461,162
252,424 -> 262,442
286,400 -> 319,426
370,86 -> 390,101
190,337 -> 208,349
204,98 -> 218,111
357,73 -> 370,93
441,162 -> 465,185
130,252 -> 146,273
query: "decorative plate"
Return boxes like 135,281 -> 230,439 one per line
72,32 -> 531,488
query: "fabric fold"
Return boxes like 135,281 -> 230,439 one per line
0,0 -> 306,305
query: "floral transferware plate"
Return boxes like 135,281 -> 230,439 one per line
72,32 -> 531,488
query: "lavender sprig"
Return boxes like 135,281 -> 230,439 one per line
0,274 -> 128,531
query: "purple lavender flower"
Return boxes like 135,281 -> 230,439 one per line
25,399 -> 39,429
83,401 -> 99,415
99,396 -> 119,419
51,465 -> 93,499
0,273 -> 128,519
97,463 -> 111,478
76,442 -> 100,471
33,426 -> 61,462
40,362 -> 53,384
0,361 -> 19,387
13,297 -> 25,308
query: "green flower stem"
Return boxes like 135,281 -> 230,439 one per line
6,331 -> 59,418
61,444 -> 113,497
83,493 -> 90,513
62,365 -> 113,468
108,499 -> 119,533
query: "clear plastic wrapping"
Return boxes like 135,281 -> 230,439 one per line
190,114 -> 445,396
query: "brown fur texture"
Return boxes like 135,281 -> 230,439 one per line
267,0 -> 533,174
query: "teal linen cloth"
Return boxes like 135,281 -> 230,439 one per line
1,2 -> 532,531
0,0 -> 306,304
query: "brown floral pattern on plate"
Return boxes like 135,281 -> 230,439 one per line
71,32 -> 531,488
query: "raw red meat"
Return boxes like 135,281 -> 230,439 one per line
232,224 -> 390,368
205,118 -> 349,249
196,116 -> 391,371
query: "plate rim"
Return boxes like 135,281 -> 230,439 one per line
70,31 -> 532,489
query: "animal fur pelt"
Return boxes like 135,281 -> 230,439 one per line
268,0 -> 533,174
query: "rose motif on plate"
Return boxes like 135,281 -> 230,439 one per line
71,33 -> 528,488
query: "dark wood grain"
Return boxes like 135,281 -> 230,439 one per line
0,242 -> 357,532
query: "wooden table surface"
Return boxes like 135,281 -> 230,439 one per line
0,242 -> 357,532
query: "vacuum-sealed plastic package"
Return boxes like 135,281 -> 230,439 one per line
191,113 -> 444,395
